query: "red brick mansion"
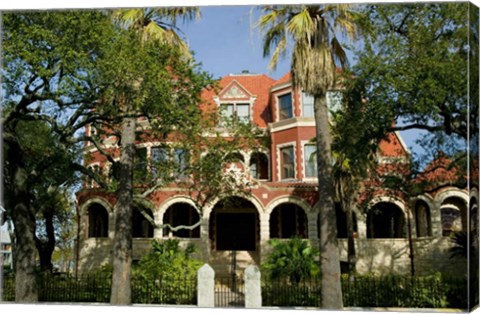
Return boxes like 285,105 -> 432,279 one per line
76,72 -> 473,277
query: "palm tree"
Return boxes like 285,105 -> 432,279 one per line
257,4 -> 359,309
108,7 -> 199,305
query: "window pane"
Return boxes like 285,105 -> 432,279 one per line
304,144 -> 317,177
221,104 -> 234,117
236,104 -> 250,122
151,146 -> 168,178
174,148 -> 188,178
134,147 -> 147,181
279,93 -> 293,120
327,91 -> 342,113
280,146 -> 295,179
302,92 -> 314,117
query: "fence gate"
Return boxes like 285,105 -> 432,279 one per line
214,275 -> 245,307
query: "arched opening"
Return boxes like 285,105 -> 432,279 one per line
270,203 -> 308,238
250,152 -> 269,180
334,203 -> 358,239
367,202 -> 406,239
87,203 -> 109,238
470,196 -> 478,236
132,207 -> 154,238
209,197 -> 259,251
163,203 -> 200,238
441,197 -> 467,236
414,200 -> 432,237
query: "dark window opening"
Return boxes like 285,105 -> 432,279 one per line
334,203 -> 358,239
270,204 -> 307,238
163,203 -> 200,238
250,152 -> 269,180
88,203 -> 109,238
367,202 -> 405,239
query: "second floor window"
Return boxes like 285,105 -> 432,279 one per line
302,92 -> 314,118
280,146 -> 295,179
278,93 -> 293,120
304,144 -> 317,178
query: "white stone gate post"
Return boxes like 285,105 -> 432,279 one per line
244,265 -> 262,308
197,263 -> 215,307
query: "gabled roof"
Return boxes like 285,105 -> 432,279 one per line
201,73 -> 277,128
378,132 -> 410,158
218,80 -> 252,100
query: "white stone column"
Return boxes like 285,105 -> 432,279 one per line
244,265 -> 262,308
197,264 -> 215,308
431,200 -> 443,237
259,213 -> 270,262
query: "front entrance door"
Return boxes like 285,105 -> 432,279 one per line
216,213 -> 256,251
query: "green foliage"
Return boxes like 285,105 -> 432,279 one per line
130,239 -> 200,304
133,239 -> 202,280
350,3 -> 470,145
448,231 -> 475,259
262,273 -> 467,308
262,238 -> 319,284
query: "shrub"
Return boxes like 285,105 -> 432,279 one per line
262,238 -> 319,284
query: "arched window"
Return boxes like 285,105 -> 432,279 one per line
334,203 -> 358,239
163,203 -> 200,238
88,203 -> 109,238
441,197 -> 467,236
132,207 -> 154,238
367,202 -> 406,239
414,200 -> 432,237
250,152 -> 269,180
270,203 -> 307,238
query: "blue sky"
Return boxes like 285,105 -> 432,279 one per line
181,6 -> 290,80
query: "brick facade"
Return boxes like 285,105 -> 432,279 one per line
77,72 -> 471,277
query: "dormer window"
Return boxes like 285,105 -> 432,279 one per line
278,93 -> 293,120
220,103 -> 250,123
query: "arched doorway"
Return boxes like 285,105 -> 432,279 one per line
209,197 -> 259,251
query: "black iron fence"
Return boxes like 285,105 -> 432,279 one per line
3,273 -> 467,308
2,273 -> 196,305
214,276 -> 245,307
262,275 -> 468,309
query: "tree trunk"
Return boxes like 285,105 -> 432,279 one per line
110,117 -> 135,305
314,94 -> 343,309
6,136 -> 38,303
35,209 -> 56,273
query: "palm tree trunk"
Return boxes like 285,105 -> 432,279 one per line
314,93 -> 343,309
110,116 -> 135,305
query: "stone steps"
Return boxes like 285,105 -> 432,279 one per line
210,250 -> 259,277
